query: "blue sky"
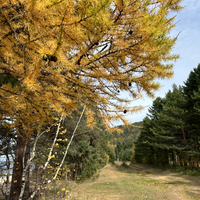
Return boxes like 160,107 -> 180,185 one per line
117,0 -> 200,125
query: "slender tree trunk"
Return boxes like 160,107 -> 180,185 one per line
189,156 -> 192,167
196,157 -> 199,170
23,139 -> 30,200
172,151 -> 175,166
9,131 -> 26,200
184,159 -> 188,167
177,155 -> 180,165
179,153 -> 183,166
5,142 -> 11,200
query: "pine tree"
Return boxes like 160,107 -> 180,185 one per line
148,97 -> 166,120
190,88 -> 200,168
135,86 -> 188,167
149,85 -> 187,166
134,116 -> 156,165
147,97 -> 167,166
183,64 -> 200,168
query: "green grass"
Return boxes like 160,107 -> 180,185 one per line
38,162 -> 200,200
169,165 -> 200,176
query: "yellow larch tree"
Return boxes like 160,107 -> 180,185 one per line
0,0 -> 183,199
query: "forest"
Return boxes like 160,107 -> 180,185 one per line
0,0 -> 184,200
134,64 -> 200,170
109,121 -> 142,162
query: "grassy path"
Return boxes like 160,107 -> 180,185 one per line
67,162 -> 200,200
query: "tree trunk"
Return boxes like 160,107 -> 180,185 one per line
23,140 -> 30,200
172,152 -> 175,166
9,132 -> 26,200
196,158 -> 199,170
5,142 -> 11,200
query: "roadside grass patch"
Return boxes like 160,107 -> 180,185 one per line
169,166 -> 200,176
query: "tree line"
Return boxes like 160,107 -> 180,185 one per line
134,64 -> 200,169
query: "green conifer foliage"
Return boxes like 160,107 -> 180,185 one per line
134,116 -> 156,165
183,64 -> 200,167
135,86 -> 189,167
134,66 -> 200,169
150,85 -> 187,166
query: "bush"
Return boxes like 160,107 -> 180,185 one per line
106,147 -> 116,164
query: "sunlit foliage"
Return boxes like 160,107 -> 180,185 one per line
0,0 -> 183,133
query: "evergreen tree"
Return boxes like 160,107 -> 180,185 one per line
149,85 -> 187,166
183,64 -> 200,168
134,97 -> 168,166
146,96 -> 167,166
134,66 -> 200,169
134,116 -> 156,165
135,86 -> 188,167
121,148 -> 133,162
119,149 -> 125,162
148,97 -> 166,120
183,64 -> 200,107
191,88 -> 200,168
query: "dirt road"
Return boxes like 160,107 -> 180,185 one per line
67,162 -> 200,200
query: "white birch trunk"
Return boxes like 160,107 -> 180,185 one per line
5,153 -> 11,199
18,119 -> 61,200
28,106 -> 86,200
43,115 -> 63,172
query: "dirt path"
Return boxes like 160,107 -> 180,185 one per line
67,162 -> 200,200
129,164 -> 200,200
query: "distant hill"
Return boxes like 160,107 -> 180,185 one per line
108,121 -> 142,148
